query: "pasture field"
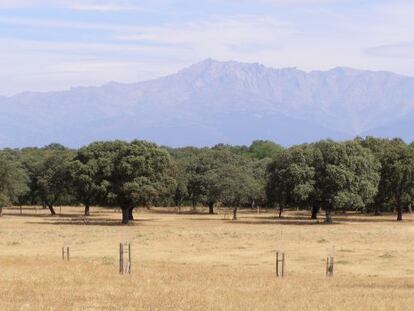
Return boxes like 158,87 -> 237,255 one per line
1,206 -> 414,310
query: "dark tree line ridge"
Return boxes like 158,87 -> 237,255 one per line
0,138 -> 413,223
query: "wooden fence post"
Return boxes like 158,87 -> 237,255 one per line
128,243 -> 131,274
119,243 -> 123,274
119,243 -> 131,275
62,247 -> 70,261
326,256 -> 334,277
276,251 -> 278,277
276,251 -> 285,278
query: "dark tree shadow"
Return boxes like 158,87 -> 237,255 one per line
2,212 -> 114,218
229,219 -> 331,226
145,209 -> 209,215
330,216 -> 411,223
233,214 -> 411,225
1,212 -> 53,218
26,218 -> 156,226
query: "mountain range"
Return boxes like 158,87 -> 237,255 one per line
1,59 -> 414,148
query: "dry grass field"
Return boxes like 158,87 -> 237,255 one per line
1,206 -> 414,310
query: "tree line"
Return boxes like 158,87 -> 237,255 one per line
0,137 -> 413,224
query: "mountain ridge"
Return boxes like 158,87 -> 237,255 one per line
1,59 -> 413,148
4,59 -> 407,99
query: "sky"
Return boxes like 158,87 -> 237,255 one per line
0,0 -> 413,96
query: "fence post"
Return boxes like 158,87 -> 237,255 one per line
119,243 -> 123,274
119,243 -> 131,274
276,251 -> 285,278
128,243 -> 131,274
326,257 -> 334,277
276,251 -> 279,277
62,247 -> 70,261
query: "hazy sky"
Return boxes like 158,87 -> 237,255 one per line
0,0 -> 413,95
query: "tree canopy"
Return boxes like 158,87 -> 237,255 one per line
267,140 -> 381,222
0,151 -> 28,216
1,137 -> 413,223
107,140 -> 176,224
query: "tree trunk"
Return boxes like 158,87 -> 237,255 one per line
325,207 -> 333,224
397,203 -> 403,221
408,204 -> 412,214
232,207 -> 238,220
311,205 -> 319,220
84,204 -> 90,216
122,208 -> 129,224
208,202 -> 214,214
128,207 -> 134,221
42,202 -> 47,209
278,205 -> 283,218
0,206 -> 3,217
48,204 -> 56,216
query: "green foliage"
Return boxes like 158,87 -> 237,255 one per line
267,145 -> 315,209
178,147 -> 265,213
248,140 -> 283,159
359,137 -> 414,220
108,140 -> 176,223
69,141 -> 115,214
0,152 -> 28,208
313,140 -> 381,213
168,146 -> 206,207
211,140 -> 283,160
267,140 -> 381,222
37,150 -> 74,212
1,136 -> 413,224
20,146 -> 75,214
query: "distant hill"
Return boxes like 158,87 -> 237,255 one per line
1,59 -> 414,148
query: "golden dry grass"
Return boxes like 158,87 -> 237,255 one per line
1,206 -> 414,310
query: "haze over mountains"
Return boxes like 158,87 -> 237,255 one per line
1,59 -> 414,148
